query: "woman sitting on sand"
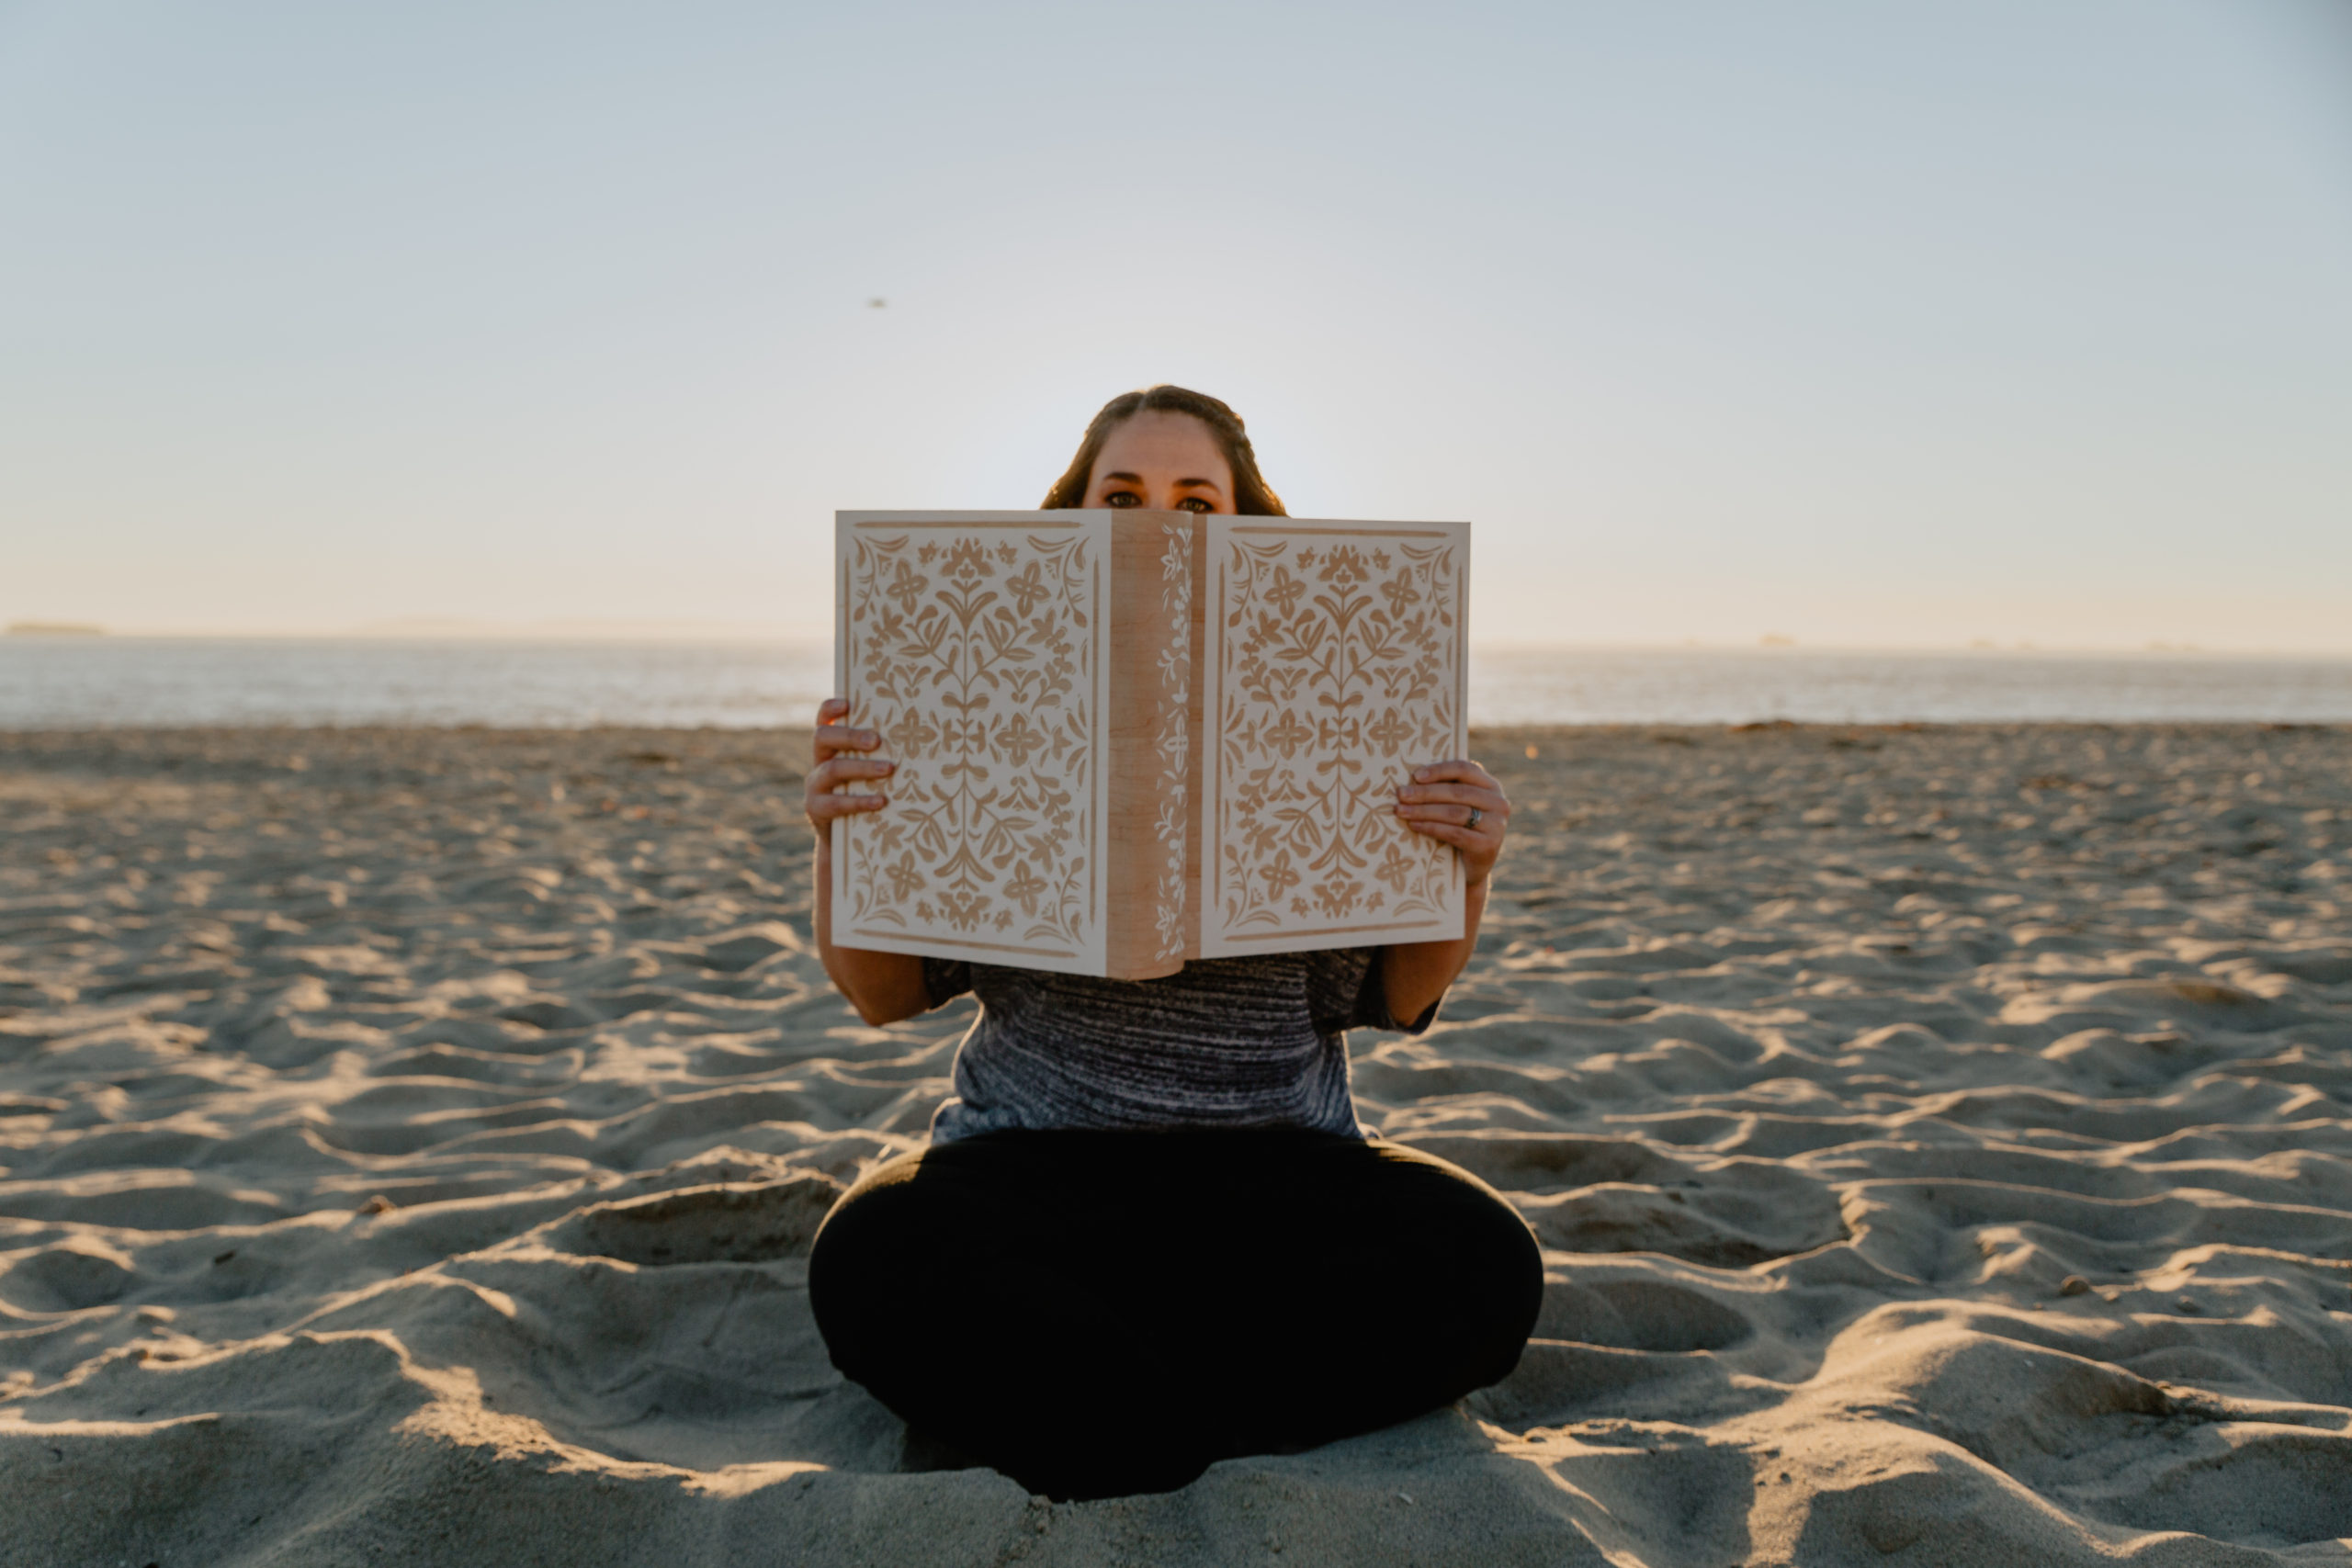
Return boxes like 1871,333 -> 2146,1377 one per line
803,384 -> 1541,1500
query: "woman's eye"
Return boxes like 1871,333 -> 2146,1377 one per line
1104,491 -> 1138,508
1179,497 -> 1213,513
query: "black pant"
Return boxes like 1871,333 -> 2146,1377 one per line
808,1127 -> 1544,1499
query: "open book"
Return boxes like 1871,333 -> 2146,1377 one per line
830,510 -> 1468,978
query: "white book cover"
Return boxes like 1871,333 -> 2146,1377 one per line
1200,517 -> 1468,957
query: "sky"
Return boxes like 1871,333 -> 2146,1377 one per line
4,0 -> 2349,649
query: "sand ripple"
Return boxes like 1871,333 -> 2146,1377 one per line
2,723 -> 2347,1565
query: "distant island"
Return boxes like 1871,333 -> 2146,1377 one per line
6,621 -> 105,637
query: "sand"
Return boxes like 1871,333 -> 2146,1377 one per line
2,721 -> 2348,1566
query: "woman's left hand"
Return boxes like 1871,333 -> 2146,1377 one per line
1395,759 -> 1510,886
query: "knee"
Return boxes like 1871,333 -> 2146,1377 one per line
809,1165 -> 899,1281
807,1162 -> 926,1364
1381,1154 -> 1544,1352
1459,1190 -> 1544,1348
1397,1190 -> 1539,1397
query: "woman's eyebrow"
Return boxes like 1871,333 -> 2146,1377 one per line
1097,469 -> 1223,490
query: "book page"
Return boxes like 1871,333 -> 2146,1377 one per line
1200,519 -> 1469,958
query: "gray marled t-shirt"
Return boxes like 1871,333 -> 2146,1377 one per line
921,949 -> 1436,1144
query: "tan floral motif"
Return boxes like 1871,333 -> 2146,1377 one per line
838,523 -> 1102,964
1206,525 -> 1463,947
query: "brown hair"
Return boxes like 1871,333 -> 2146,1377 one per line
1039,384 -> 1287,515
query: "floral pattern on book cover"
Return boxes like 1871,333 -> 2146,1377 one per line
1216,533 -> 1459,935
842,529 -> 1097,953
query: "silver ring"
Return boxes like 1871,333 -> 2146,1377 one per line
1465,807 -> 1483,831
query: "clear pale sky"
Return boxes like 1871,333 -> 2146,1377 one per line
5,0 -> 2348,649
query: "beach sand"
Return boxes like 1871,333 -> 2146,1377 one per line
3,722 -> 2348,1566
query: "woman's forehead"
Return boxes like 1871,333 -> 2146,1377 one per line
1095,411 -> 1228,479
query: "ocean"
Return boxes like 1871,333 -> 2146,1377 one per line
1,637 -> 2346,729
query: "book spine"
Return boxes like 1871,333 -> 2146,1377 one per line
1182,519 -> 1205,964
1102,512 -> 1199,979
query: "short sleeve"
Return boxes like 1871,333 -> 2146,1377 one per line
922,956 -> 974,1010
1309,946 -> 1441,1036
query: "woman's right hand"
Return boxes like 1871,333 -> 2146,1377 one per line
805,697 -> 895,832
806,697 -> 929,1025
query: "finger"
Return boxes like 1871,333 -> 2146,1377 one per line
813,724 -> 881,762
812,757 -> 897,788
1398,818 -> 1487,852
1397,802 -> 1500,830
1395,783 -> 1504,810
1409,760 -> 1498,788
808,791 -> 889,820
817,697 -> 851,724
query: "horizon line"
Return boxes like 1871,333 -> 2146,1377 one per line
6,623 -> 2352,660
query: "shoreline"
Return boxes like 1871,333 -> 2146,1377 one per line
6,642 -> 2348,735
